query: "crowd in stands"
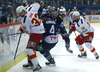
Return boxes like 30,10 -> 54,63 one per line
0,0 -> 100,25
0,0 -> 21,25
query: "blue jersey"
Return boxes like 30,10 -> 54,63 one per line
43,19 -> 59,36
53,14 -> 63,25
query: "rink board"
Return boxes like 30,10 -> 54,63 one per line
64,15 -> 100,28
0,23 -> 29,72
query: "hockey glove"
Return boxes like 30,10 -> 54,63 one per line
70,24 -> 76,31
19,27 -> 24,33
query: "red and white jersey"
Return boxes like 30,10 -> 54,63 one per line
26,2 -> 40,13
74,16 -> 94,37
25,4 -> 30,10
20,12 -> 45,34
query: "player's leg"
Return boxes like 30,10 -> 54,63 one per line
23,43 -> 42,67
23,55 -> 33,67
26,49 -> 41,68
75,35 -> 87,57
85,42 -> 99,59
76,44 -> 87,57
26,33 -> 43,71
85,32 -> 99,59
39,42 -> 56,65
59,25 -> 73,53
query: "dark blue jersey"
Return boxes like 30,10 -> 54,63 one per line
53,14 -> 63,26
38,7 -> 43,18
43,19 -> 59,36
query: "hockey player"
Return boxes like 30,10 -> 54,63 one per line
70,11 -> 99,59
59,6 -> 67,17
22,2 -> 42,68
38,1 -> 45,18
69,8 -> 77,25
16,5 -> 45,72
52,7 -> 73,53
37,12 -> 59,65
23,11 -> 59,66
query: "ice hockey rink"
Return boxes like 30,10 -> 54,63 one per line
7,23 -> 100,72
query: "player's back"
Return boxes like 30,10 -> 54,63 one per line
21,11 -> 45,34
43,18 -> 59,43
43,19 -> 59,36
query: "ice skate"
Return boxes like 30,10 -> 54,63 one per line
33,64 -> 42,72
66,48 -> 73,53
45,58 -> 55,65
94,53 -> 99,59
23,63 -> 33,67
66,44 -> 73,53
78,51 -> 87,58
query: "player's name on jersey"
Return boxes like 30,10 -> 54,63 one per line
46,21 -> 56,24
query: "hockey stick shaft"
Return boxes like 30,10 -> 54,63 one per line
74,31 -> 77,37
14,33 -> 22,61
6,33 -> 22,36
0,32 -> 22,37
5,33 -> 21,36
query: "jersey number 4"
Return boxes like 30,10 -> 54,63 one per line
49,25 -> 55,34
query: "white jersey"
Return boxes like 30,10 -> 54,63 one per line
20,12 -> 45,34
26,2 -> 40,13
74,16 -> 94,37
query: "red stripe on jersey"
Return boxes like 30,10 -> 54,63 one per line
87,22 -> 90,27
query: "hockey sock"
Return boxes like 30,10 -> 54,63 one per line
76,44 -> 85,53
85,42 -> 97,55
43,51 -> 53,62
26,49 -> 39,69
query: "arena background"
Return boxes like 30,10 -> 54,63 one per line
0,0 -> 100,72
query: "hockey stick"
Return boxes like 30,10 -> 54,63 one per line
74,31 -> 77,37
0,32 -> 22,37
14,33 -> 22,62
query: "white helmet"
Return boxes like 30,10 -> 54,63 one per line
72,11 -> 80,19
59,6 -> 66,11
16,6 -> 26,14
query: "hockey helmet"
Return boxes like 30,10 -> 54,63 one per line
72,11 -> 80,19
40,1 -> 44,5
41,11 -> 52,19
16,6 -> 26,14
